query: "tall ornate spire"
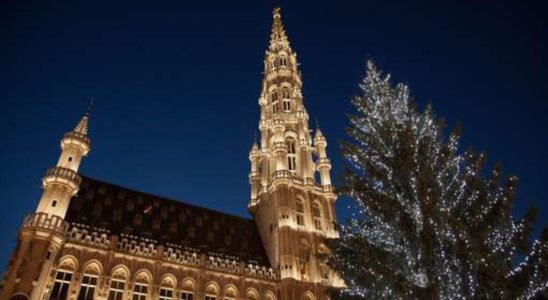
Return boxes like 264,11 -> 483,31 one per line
249,9 -> 341,290
269,7 -> 290,51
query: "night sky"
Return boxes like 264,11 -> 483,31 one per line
1,0 -> 546,272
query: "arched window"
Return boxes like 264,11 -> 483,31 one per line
296,199 -> 305,226
271,90 -> 279,114
312,202 -> 322,230
108,266 -> 128,300
77,275 -> 98,300
77,262 -> 101,300
159,275 -> 176,300
108,279 -> 125,300
223,285 -> 238,300
159,288 -> 173,300
181,278 -> 195,300
204,282 -> 219,300
282,88 -> 291,112
245,288 -> 259,300
132,283 -> 148,300
49,257 -> 77,300
132,271 -> 151,300
279,56 -> 288,67
287,138 -> 297,172
49,271 -> 72,300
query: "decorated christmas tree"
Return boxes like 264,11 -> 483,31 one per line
327,61 -> 548,299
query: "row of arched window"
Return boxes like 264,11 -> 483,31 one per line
268,55 -> 291,70
270,88 -> 292,114
48,257 -> 276,300
295,199 -> 324,231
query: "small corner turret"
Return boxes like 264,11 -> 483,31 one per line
35,102 -> 92,219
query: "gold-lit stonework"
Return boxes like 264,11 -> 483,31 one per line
0,8 -> 341,300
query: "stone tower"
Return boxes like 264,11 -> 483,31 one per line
0,108 -> 90,300
248,8 -> 342,299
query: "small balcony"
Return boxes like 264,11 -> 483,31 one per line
271,142 -> 287,154
61,131 -> 91,153
22,213 -> 68,234
43,166 -> 82,189
316,158 -> 332,169
271,170 -> 291,181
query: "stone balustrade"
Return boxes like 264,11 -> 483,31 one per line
65,224 -> 111,249
245,263 -> 277,280
206,255 -> 240,274
60,226 -> 279,280
21,213 -> 68,234
43,166 -> 82,187
271,170 -> 291,181
163,244 -> 200,266
269,171 -> 334,194
118,234 -> 158,258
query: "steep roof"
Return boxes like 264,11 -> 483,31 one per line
65,176 -> 270,266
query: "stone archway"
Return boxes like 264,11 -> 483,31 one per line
9,294 -> 29,300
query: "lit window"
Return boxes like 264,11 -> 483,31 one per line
77,275 -> 97,300
287,139 -> 297,172
132,283 -> 148,300
271,91 -> 279,114
159,287 -> 173,300
49,271 -> 72,300
296,199 -> 304,226
181,291 -> 194,300
108,279 -> 125,300
312,202 -> 322,230
283,99 -> 291,111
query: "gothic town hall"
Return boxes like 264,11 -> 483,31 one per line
0,8 -> 344,300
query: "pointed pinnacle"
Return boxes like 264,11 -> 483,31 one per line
74,99 -> 93,135
269,7 -> 289,50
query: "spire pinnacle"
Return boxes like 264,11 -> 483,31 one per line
73,98 -> 93,135
315,118 -> 324,139
269,7 -> 289,51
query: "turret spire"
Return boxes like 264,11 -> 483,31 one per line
73,98 -> 93,135
269,7 -> 290,51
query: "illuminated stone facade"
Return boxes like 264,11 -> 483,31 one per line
0,8 -> 341,300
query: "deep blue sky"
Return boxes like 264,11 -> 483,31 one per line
1,0 -> 546,271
